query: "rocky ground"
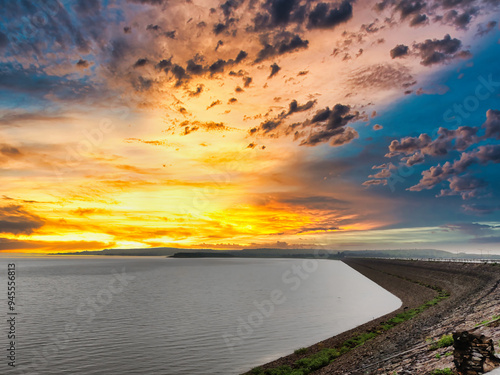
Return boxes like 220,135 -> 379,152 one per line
243,258 -> 500,375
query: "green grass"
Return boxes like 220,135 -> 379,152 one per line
294,348 -> 307,355
429,335 -> 454,350
430,368 -> 453,375
247,277 -> 451,375
474,314 -> 500,327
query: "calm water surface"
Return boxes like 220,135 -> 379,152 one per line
0,257 -> 400,374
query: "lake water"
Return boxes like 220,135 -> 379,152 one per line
0,257 -> 401,375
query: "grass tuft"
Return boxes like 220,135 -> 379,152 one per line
430,368 -> 453,375
429,335 -> 454,350
294,348 -> 308,355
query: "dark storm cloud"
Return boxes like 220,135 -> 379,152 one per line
390,44 -> 409,58
388,35 -> 471,67
76,59 -> 91,69
413,34 -> 470,66
146,24 -> 161,31
220,0 -> 246,18
251,99 -> 318,134
0,205 -> 44,235
0,31 -> 9,49
275,34 -> 309,54
188,84 -> 204,97
251,0 -> 306,30
268,0 -> 300,25
410,13 -> 428,26
146,23 -> 176,38
440,9 -> 477,29
243,76 -> 253,87
171,64 -> 189,86
250,0 -> 352,32
395,0 -> 426,19
288,99 -> 316,114
483,109 -> 500,139
374,0 -> 495,29
300,104 -> 359,146
440,0 -> 477,9
179,120 -> 230,133
207,100 -> 222,109
476,21 -> 497,36
255,33 -> 309,62
164,30 -> 176,39
213,22 -> 228,35
215,40 -> 224,51
209,59 -> 227,74
156,58 -> 173,71
260,119 -> 283,133
133,58 -> 149,68
234,50 -> 248,63
186,59 -> 204,75
307,1 -> 354,29
228,69 -> 247,77
156,50 -> 249,86
253,103 -> 358,148
374,0 -> 396,12
268,63 -> 281,78
361,21 -> 381,33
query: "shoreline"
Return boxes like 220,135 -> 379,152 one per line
243,258 -> 500,375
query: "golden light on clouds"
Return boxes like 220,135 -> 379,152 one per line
2,0 -> 500,252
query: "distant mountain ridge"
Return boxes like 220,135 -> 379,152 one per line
57,247 -> 500,259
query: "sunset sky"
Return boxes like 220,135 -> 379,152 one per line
1,0 -> 500,253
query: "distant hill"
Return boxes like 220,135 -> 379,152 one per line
59,247 -> 215,256
171,252 -> 236,258
55,247 -> 500,260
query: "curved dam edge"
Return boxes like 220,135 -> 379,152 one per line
242,258 -> 500,375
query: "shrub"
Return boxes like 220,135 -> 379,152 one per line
430,335 -> 454,350
430,368 -> 453,375
250,367 -> 264,375
294,348 -> 307,355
